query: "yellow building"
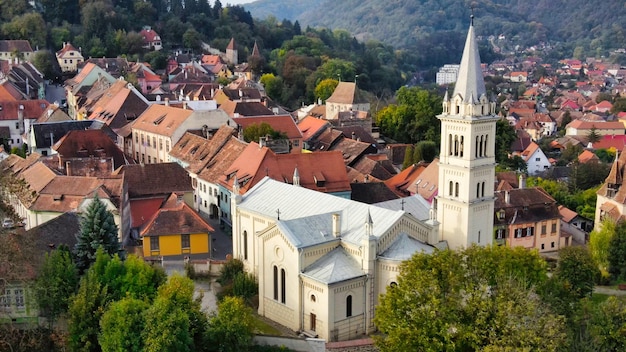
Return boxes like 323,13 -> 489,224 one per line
141,193 -> 213,259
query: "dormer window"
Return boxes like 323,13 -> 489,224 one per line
498,209 -> 505,220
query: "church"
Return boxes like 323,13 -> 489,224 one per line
230,18 -> 497,342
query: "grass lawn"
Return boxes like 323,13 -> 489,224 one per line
251,314 -> 283,335
591,293 -> 626,304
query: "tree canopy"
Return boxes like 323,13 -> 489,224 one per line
73,195 -> 120,273
374,245 -> 562,351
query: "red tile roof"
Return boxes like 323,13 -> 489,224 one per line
298,116 -> 330,141
220,143 -> 350,194
384,163 -> 428,197
0,100 -> 49,121
131,197 -> 165,228
140,193 -> 213,237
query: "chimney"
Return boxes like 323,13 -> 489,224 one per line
239,89 -> 243,98
18,104 -> 25,134
183,101 -> 187,110
332,213 -> 341,238
505,191 -> 510,204
351,131 -> 356,140
164,97 -> 169,106
519,174 -> 526,189
293,167 -> 300,187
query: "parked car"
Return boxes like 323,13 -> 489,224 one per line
2,218 -> 14,229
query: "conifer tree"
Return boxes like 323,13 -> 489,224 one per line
74,195 -> 120,273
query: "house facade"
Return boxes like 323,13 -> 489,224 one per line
141,193 -> 213,259
325,82 -> 370,120
0,100 -> 49,149
595,151 -> 626,228
56,42 -> 84,72
494,187 -> 567,252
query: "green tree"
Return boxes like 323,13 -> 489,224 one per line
589,219 -> 616,281
143,275 -> 209,352
0,12 -> 47,48
260,73 -> 284,101
32,50 -> 61,81
495,119 -> 517,165
34,247 -> 79,328
611,97 -> 626,114
375,86 -> 441,144
413,140 -> 438,163
553,246 -> 598,298
374,246 -> 561,352
314,78 -> 339,102
587,126 -> 601,144
68,269 -> 109,352
402,144 -> 414,169
99,297 -> 149,352
207,296 -> 254,352
242,122 -> 287,143
182,28 -> 203,53
73,195 -> 120,273
608,221 -> 626,281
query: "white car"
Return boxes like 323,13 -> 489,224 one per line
2,218 -> 14,229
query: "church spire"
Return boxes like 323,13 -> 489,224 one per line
251,41 -> 260,57
453,15 -> 486,103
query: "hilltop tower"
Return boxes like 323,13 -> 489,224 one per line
226,38 -> 238,65
436,16 -> 498,249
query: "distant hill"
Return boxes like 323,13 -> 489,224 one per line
243,0 -> 323,23
245,0 -> 626,55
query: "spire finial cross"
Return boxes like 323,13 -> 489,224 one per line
470,5 -> 475,26
276,208 -> 281,220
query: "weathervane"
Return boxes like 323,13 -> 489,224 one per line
470,5 -> 475,25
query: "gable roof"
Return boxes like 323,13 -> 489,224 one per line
301,247 -> 364,284
558,205 -> 578,223
0,40 -> 34,53
197,136 -> 248,183
113,163 -> 193,198
169,126 -> 238,174
53,129 -> 128,169
385,163 -> 428,197
326,82 -> 368,104
141,193 -> 213,237
240,177 -> 425,247
350,182 -> 399,204
578,150 -> 600,164
0,100 -> 49,121
298,116 -> 331,141
406,159 -> 439,202
221,144 -> 351,194
494,187 -> 560,225
132,104 -> 193,136
219,100 -> 274,117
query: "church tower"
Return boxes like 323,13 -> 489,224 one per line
436,16 -> 498,249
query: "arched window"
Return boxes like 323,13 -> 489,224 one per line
475,136 -> 479,158
273,266 -> 278,300
281,269 -> 286,304
449,134 -> 453,155
460,136 -> 464,157
483,135 -> 488,157
454,135 -> 459,156
481,182 -> 485,197
479,135 -> 484,157
476,183 -> 480,198
449,181 -> 453,196
346,295 -> 353,317
455,182 -> 459,197
243,231 -> 248,260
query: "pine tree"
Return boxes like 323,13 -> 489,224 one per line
74,195 -> 120,273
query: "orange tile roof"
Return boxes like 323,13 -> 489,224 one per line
577,150 -> 599,164
0,81 -> 24,101
298,116 -> 331,140
56,42 -> 80,58
520,141 -> 540,162
406,159 -> 439,202
566,119 -> 625,131
220,143 -> 350,194
197,137 -> 248,183
233,115 -> 302,139
558,205 -> 578,223
132,104 -> 193,137
384,163 -> 428,197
